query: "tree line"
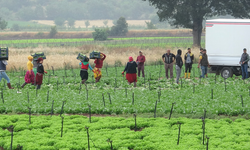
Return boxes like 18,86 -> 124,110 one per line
0,0 -> 155,21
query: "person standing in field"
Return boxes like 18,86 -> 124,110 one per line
239,48 -> 249,80
21,55 -> 35,88
36,57 -> 47,89
184,48 -> 194,79
198,49 -> 210,78
79,57 -> 93,86
199,48 -> 203,74
136,51 -> 146,77
94,52 -> 106,82
122,56 -> 138,87
162,49 -> 175,79
0,60 -> 14,89
175,49 -> 183,84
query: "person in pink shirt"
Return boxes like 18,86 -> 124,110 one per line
136,51 -> 146,77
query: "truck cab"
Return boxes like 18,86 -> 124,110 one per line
206,19 -> 250,78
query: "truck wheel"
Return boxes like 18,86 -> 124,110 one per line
221,67 -> 233,79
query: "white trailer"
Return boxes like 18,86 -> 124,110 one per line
206,19 -> 250,78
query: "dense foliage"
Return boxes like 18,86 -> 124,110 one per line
0,0 -> 155,21
1,115 -> 250,149
92,28 -> 108,41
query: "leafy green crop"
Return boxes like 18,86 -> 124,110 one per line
0,64 -> 249,116
0,115 -> 250,150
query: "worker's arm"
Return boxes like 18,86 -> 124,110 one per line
198,56 -> 202,68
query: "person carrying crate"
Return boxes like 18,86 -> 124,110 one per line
93,52 -> 106,82
36,57 -> 47,89
79,56 -> 93,86
21,55 -> 35,88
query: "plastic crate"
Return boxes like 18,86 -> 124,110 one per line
90,51 -> 100,59
77,53 -> 88,62
31,52 -> 46,60
0,47 -> 8,60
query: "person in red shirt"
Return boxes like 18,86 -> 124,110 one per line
79,57 -> 93,86
94,52 -> 106,82
136,51 -> 146,77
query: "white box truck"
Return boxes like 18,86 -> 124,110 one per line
206,19 -> 250,78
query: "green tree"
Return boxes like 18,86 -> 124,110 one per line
67,18 -> 75,28
85,20 -> 90,29
49,26 -> 57,38
92,28 -> 108,41
110,17 -> 128,36
145,21 -> 157,29
54,18 -> 65,27
0,18 -> 8,30
143,0 -> 250,47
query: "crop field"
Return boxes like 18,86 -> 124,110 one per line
0,64 -> 249,116
0,37 -> 205,49
1,63 -> 250,149
1,115 -> 250,150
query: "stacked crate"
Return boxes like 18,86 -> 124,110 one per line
0,47 -> 8,60
89,51 -> 100,59
31,52 -> 46,60
77,53 -> 88,62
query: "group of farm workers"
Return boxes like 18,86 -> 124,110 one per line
0,48 -> 249,89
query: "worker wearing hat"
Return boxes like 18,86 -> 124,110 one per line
136,51 -> 146,77
198,49 -> 210,78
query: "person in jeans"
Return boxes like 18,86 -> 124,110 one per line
175,49 -> 183,84
122,56 -> 138,87
136,51 -> 146,77
0,60 -> 14,89
162,50 -> 175,79
239,48 -> 249,80
199,48 -> 203,75
184,48 -> 194,79
198,49 -> 210,78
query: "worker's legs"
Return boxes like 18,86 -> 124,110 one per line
141,64 -> 145,77
164,63 -> 169,79
138,65 -> 141,77
175,65 -> 181,84
170,63 -> 174,79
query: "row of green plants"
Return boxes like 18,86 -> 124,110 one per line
0,37 -> 205,49
0,115 -> 249,150
0,64 -> 249,116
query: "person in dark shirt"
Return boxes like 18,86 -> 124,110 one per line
175,49 -> 183,84
36,57 -> 47,89
162,49 -> 175,79
122,56 -> 138,87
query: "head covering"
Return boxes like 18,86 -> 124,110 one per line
28,55 -> 33,61
100,53 -> 103,58
243,48 -> 247,51
37,57 -> 43,63
129,56 -> 133,62
200,48 -> 203,50
177,49 -> 182,55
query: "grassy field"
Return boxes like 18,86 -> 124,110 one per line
0,36 -> 204,49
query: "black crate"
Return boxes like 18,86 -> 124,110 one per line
31,52 -> 46,60
77,53 -> 88,62
90,51 -> 100,59
0,47 -> 8,60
